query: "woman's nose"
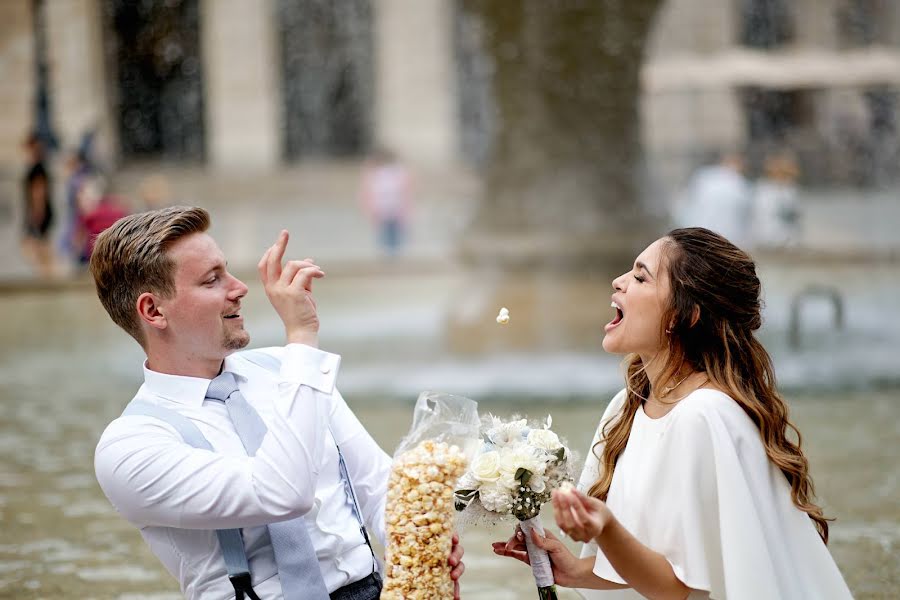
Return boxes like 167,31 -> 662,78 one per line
612,273 -> 626,292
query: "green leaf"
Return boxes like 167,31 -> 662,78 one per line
515,468 -> 532,484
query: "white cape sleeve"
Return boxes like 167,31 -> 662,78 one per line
589,391 -> 853,600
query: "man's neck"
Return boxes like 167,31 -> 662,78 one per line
146,350 -> 225,380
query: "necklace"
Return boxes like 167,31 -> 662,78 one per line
659,372 -> 693,398
647,374 -> 710,407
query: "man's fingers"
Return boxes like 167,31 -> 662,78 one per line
266,230 -> 289,282
280,259 -> 316,285
257,246 -> 271,284
450,560 -> 465,580
289,266 -> 325,292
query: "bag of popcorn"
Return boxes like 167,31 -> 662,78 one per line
381,391 -> 480,600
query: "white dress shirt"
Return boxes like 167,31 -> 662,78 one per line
95,344 -> 392,599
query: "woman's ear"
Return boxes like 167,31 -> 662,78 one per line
136,292 -> 167,331
689,305 -> 701,328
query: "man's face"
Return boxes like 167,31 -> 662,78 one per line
159,233 -> 250,361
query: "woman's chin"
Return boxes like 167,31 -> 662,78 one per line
602,333 -> 625,354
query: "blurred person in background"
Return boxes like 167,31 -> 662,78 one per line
74,176 -> 129,264
494,228 -> 852,599
673,151 -> 752,249
21,132 -> 56,277
61,147 -> 94,265
90,207 -> 464,600
360,147 -> 412,258
751,153 -> 801,249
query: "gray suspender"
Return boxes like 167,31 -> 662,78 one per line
121,400 -> 255,590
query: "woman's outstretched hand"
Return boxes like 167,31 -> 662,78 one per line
553,488 -> 614,543
491,526 -> 592,588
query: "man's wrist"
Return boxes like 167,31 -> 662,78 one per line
286,330 -> 319,348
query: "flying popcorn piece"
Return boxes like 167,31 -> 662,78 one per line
496,307 -> 510,325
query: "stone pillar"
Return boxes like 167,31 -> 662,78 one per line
794,0 -> 838,49
0,1 -> 35,171
374,0 -> 457,165
201,0 -> 281,170
43,0 -> 116,167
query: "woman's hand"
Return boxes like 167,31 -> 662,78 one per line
491,526 -> 593,588
553,488 -> 614,543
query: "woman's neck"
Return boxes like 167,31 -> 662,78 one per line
639,350 -> 704,405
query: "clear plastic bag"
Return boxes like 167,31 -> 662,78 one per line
382,391 -> 480,600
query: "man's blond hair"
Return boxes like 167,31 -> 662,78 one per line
90,206 -> 210,346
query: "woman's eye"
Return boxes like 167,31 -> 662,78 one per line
634,275 -> 645,283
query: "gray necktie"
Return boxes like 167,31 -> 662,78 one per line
207,372 -> 330,600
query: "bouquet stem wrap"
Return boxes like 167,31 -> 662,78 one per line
519,515 -> 558,599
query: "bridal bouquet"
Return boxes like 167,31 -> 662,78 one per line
454,415 -> 575,600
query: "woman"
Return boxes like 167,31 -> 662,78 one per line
493,228 -> 852,599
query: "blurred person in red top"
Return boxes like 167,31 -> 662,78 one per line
75,176 -> 130,263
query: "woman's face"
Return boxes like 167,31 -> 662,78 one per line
602,238 -> 672,356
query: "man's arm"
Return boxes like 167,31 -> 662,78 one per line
328,389 -> 392,545
95,346 -> 338,530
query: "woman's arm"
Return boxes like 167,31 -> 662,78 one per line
554,489 -> 692,600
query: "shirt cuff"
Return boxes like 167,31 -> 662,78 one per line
280,344 -> 341,393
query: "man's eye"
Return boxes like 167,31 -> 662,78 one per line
205,276 -> 218,285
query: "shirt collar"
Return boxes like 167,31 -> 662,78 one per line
142,359 -> 249,408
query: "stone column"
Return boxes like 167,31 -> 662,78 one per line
374,0 -> 457,165
43,0 -> 116,167
201,0 -> 281,170
0,1 -> 36,171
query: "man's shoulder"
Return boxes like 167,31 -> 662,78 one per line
230,346 -> 284,372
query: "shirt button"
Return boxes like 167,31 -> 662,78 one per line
320,363 -> 331,374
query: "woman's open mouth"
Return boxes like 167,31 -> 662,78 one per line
605,301 -> 624,332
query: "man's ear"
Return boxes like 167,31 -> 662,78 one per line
136,292 -> 167,331
689,305 -> 701,328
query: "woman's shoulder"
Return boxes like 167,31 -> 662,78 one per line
672,387 -> 757,436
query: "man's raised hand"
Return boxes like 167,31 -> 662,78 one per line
257,230 -> 325,347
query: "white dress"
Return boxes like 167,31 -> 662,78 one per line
575,388 -> 853,600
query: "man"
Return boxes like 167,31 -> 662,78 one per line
91,206 -> 464,599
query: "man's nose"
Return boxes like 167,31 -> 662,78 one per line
228,274 -> 249,298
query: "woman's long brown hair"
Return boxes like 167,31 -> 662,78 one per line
587,227 -> 831,543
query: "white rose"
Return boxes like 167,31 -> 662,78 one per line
527,429 -> 562,451
498,445 -> 545,489
470,451 -> 501,483
528,474 -> 547,493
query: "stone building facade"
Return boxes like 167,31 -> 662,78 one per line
2,0 -> 899,187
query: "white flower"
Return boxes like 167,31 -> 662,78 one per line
528,474 -> 547,493
487,419 -> 528,447
478,483 -> 512,513
498,445 -> 545,489
527,429 -> 562,451
470,451 -> 501,483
